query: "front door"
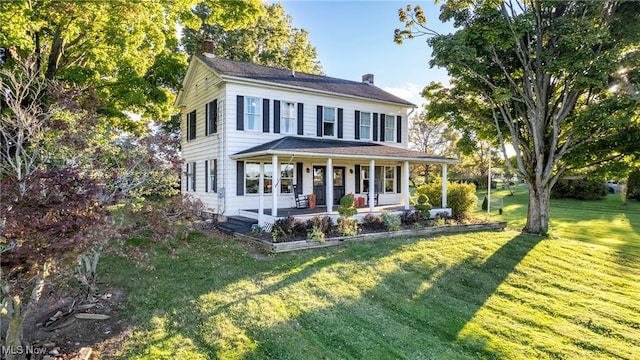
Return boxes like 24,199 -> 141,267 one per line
313,166 -> 345,206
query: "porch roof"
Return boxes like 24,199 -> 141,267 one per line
230,136 -> 458,164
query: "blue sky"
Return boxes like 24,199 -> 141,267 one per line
277,0 -> 455,107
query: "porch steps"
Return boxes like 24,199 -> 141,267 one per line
215,216 -> 258,235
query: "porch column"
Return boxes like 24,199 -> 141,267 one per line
369,159 -> 375,212
272,155 -> 279,217
403,161 -> 410,210
258,162 -> 265,226
441,163 -> 448,208
326,158 -> 333,214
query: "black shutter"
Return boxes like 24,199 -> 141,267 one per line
262,98 -> 270,133
316,106 -> 322,137
397,166 -> 402,193
205,103 -> 209,135
297,103 -> 304,135
205,160 -> 209,192
213,159 -> 218,192
396,115 -> 402,143
337,108 -> 343,139
236,161 -> 244,196
373,113 -> 378,141
296,162 -> 303,193
274,100 -> 281,133
212,99 -> 218,134
236,95 -> 244,130
188,110 -> 196,140
192,162 -> 196,191
355,164 -> 361,193
379,113 -> 386,142
354,111 -> 360,140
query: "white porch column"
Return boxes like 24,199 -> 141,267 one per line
403,161 -> 410,210
258,162 -> 265,226
326,158 -> 333,214
272,155 -> 279,218
369,159 -> 375,212
441,163 -> 448,208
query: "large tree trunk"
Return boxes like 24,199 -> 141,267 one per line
525,180 -> 551,235
4,296 -> 27,360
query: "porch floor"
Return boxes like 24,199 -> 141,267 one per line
244,204 -> 407,218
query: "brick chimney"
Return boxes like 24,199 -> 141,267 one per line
362,73 -> 374,85
202,40 -> 215,58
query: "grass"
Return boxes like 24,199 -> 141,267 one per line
100,193 -> 640,359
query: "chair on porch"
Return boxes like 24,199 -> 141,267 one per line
292,184 -> 308,209
366,185 -> 380,207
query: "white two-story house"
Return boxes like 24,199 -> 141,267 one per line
175,45 -> 456,228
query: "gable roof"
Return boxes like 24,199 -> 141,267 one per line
231,136 -> 457,164
194,55 -> 416,107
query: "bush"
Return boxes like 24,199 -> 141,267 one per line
551,178 -> 607,200
416,180 -> 477,215
306,226 -> 325,242
414,194 -> 432,219
400,210 -> 420,225
272,217 -> 305,242
337,194 -> 357,217
627,170 -> 640,201
481,196 -> 488,211
381,212 -> 401,231
306,216 -> 333,235
361,214 -> 385,231
337,217 -> 358,237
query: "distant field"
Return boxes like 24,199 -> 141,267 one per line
101,192 -> 640,359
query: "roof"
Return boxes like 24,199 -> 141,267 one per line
195,55 -> 416,107
231,136 -> 457,164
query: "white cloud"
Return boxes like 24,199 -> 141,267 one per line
383,83 -> 425,108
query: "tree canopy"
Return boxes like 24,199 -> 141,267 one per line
396,0 -> 640,234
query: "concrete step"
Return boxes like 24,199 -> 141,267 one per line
215,216 -> 258,235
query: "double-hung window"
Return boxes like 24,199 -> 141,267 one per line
206,159 -> 217,192
281,101 -> 296,134
186,110 -> 196,141
323,107 -> 336,137
245,162 -> 261,194
280,164 -> 294,193
361,165 -> 395,193
245,97 -> 262,131
385,114 -> 395,142
384,166 -> 395,192
360,112 -> 371,140
185,162 -> 196,192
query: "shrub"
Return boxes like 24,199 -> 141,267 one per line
417,180 -> 477,215
306,215 -> 333,235
627,170 -> 640,201
481,196 -> 488,211
337,217 -> 358,237
272,217 -> 298,242
381,212 -> 401,231
414,194 -> 432,219
551,178 -> 607,200
453,211 -> 474,224
400,210 -> 420,225
361,214 -> 385,231
306,226 -> 325,242
337,194 -> 358,217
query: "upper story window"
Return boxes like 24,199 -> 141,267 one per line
186,110 -> 196,141
360,112 -> 371,140
245,97 -> 262,131
206,100 -> 217,135
323,107 -> 336,137
385,114 -> 395,142
281,101 -> 296,134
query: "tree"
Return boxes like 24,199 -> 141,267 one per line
396,1 -> 640,234
408,107 -> 460,184
182,2 -> 323,74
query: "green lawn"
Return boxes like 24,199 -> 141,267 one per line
101,194 -> 640,359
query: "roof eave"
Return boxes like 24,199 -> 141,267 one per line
230,149 -> 458,164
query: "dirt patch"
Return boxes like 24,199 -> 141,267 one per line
18,287 -> 132,359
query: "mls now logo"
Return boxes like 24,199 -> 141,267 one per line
1,345 -> 47,356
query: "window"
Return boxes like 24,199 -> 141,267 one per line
323,107 -> 336,137
245,97 -> 262,131
280,164 -> 294,193
206,100 -> 217,135
281,101 -> 296,134
385,166 -> 395,192
264,164 -> 273,194
206,159 -> 217,192
361,166 -> 395,193
245,162 -> 260,194
385,114 -> 395,142
186,110 -> 196,140
185,162 -> 196,192
360,112 -> 371,140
